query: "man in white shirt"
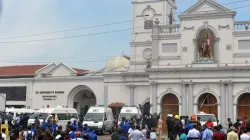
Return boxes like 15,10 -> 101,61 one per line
187,124 -> 200,139
23,126 -> 34,140
129,125 -> 144,140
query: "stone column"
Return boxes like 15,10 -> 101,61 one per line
188,84 -> 194,116
150,81 -> 158,113
181,84 -> 186,116
104,85 -> 108,107
220,82 -> 226,127
152,22 -> 160,66
129,85 -> 135,106
228,82 -> 234,121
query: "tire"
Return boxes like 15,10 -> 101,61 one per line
109,127 -> 114,134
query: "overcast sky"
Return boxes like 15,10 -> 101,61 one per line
0,0 -> 249,70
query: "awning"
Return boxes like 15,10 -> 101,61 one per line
108,102 -> 124,108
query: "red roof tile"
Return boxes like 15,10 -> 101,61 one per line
0,65 -> 47,76
0,64 -> 89,77
72,68 -> 89,74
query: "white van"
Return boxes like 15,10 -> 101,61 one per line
5,107 -> 36,118
82,106 -> 114,134
196,112 -> 218,126
118,106 -> 141,126
28,106 -> 78,130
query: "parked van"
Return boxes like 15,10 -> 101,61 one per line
118,106 -> 141,125
28,106 -> 78,130
196,112 -> 218,126
5,107 -> 36,118
82,106 -> 114,134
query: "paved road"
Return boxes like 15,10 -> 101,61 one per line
98,133 -> 111,140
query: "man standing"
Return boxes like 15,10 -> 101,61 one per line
187,124 -> 200,139
228,118 -> 233,128
227,126 -> 239,140
129,125 -> 144,140
201,125 -> 213,140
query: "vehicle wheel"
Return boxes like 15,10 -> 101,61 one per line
100,129 -> 105,135
109,127 -> 114,134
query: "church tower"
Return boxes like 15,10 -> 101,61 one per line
130,0 -> 177,71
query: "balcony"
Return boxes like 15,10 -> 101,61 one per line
158,24 -> 180,34
234,21 -> 250,31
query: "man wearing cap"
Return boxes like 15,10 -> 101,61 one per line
167,114 -> 174,140
173,115 -> 182,138
227,126 -> 239,140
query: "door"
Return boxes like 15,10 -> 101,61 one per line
161,93 -> 179,133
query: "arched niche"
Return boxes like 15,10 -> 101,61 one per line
193,25 -> 220,63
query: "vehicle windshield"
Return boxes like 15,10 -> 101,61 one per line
30,113 -> 49,120
84,113 -> 103,121
118,113 -> 137,121
197,115 -> 217,122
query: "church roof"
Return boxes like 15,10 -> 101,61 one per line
0,64 -> 88,78
179,0 -> 236,20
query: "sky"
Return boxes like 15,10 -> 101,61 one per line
0,0 -> 249,70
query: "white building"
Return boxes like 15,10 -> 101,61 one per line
1,0 -> 250,131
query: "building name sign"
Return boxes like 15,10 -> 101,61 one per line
35,91 -> 65,101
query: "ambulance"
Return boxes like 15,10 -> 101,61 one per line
82,106 -> 114,134
5,107 -> 36,118
118,106 -> 141,126
28,106 -> 78,130
196,112 -> 218,126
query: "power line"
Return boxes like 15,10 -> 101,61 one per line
0,3 -> 249,44
0,0 -> 248,41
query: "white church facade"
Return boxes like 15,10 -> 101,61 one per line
0,0 -> 250,130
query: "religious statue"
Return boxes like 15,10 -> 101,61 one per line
197,29 -> 214,62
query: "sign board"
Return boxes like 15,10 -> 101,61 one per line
0,93 -> 6,112
126,110 -> 132,113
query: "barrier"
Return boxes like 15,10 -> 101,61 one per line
0,124 -> 9,136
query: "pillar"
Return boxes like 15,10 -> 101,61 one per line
228,82 -> 234,121
129,85 -> 135,106
104,85 -> 108,107
181,84 -> 186,116
150,82 -> 158,113
220,82 -> 226,127
188,84 -> 194,116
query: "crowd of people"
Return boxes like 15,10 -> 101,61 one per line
0,113 -> 97,140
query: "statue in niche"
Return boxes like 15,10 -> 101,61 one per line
197,29 -> 215,62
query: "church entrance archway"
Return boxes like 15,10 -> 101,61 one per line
161,93 -> 179,133
198,93 -> 217,116
237,93 -> 250,118
68,85 -> 96,118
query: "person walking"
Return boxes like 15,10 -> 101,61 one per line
157,115 -> 163,139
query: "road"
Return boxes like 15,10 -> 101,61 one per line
98,133 -> 112,140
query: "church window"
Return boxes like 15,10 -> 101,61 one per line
238,40 -> 250,50
162,43 -> 177,53
144,20 -> 153,29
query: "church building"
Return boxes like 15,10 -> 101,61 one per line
1,0 -> 250,131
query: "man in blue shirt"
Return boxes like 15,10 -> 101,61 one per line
52,121 -> 58,134
88,128 -> 97,140
69,127 -> 76,139
122,120 -> 130,137
72,120 -> 78,131
202,125 -> 213,140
